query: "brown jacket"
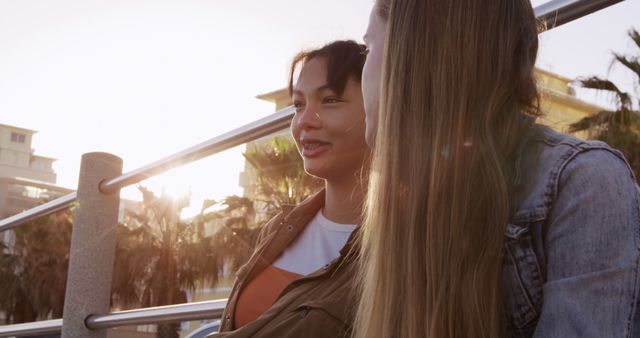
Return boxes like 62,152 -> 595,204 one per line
210,189 -> 359,338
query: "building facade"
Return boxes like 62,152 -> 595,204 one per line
0,123 -> 68,220
0,124 -> 56,184
535,68 -> 603,135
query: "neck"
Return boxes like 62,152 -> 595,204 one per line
323,173 -> 366,224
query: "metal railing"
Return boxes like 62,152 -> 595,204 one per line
0,300 -> 226,337
535,0 -> 624,28
0,0 -> 625,336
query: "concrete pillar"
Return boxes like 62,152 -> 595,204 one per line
62,152 -> 122,338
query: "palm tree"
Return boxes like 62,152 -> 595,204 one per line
112,186 -> 220,338
195,196 -> 260,275
568,29 -> 640,181
0,210 -> 72,324
0,241 -> 23,323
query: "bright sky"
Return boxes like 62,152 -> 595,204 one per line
1,0 -> 638,217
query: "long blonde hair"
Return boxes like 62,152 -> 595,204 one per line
355,0 -> 541,337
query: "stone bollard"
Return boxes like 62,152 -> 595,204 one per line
61,152 -> 122,338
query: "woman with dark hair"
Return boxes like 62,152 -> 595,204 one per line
356,0 -> 640,337
211,40 -> 368,337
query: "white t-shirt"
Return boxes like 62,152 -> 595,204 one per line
272,209 -> 357,276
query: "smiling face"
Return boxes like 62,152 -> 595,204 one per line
290,57 -> 369,181
362,6 -> 387,147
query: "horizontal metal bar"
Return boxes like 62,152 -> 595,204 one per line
0,319 -> 62,337
99,106 -> 295,194
535,0 -> 624,29
0,299 -> 226,337
0,192 -> 76,233
86,299 -> 227,330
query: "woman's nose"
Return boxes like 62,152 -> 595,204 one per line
297,105 -> 322,130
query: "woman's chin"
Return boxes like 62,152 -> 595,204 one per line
303,164 -> 329,180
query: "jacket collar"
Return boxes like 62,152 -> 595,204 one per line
511,113 -> 538,187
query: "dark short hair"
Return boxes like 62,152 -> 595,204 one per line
288,40 -> 366,97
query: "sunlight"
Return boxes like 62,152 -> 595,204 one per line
120,146 -> 247,220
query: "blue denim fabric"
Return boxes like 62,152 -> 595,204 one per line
503,123 -> 640,337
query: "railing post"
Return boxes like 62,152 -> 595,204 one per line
62,152 -> 122,338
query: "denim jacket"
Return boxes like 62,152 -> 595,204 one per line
503,122 -> 640,337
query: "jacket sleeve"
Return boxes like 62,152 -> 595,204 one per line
533,149 -> 640,338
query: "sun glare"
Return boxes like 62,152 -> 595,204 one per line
119,147 -> 246,220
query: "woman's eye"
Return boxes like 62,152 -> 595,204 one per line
323,97 -> 342,104
293,101 -> 304,112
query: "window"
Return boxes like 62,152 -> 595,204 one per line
10,132 -> 26,144
31,160 -> 46,171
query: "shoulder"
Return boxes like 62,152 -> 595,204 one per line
533,124 -> 634,185
511,124 -> 637,223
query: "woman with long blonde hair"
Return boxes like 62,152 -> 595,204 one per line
356,0 -> 640,337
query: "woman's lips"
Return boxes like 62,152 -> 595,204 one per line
301,142 -> 331,158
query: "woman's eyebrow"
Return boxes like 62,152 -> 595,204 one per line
292,84 -> 333,97
316,84 -> 332,92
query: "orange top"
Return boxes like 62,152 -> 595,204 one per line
234,265 -> 302,328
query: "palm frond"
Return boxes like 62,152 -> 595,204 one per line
578,76 -> 632,110
568,110 -> 615,133
613,53 -> 640,83
629,29 -> 640,50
